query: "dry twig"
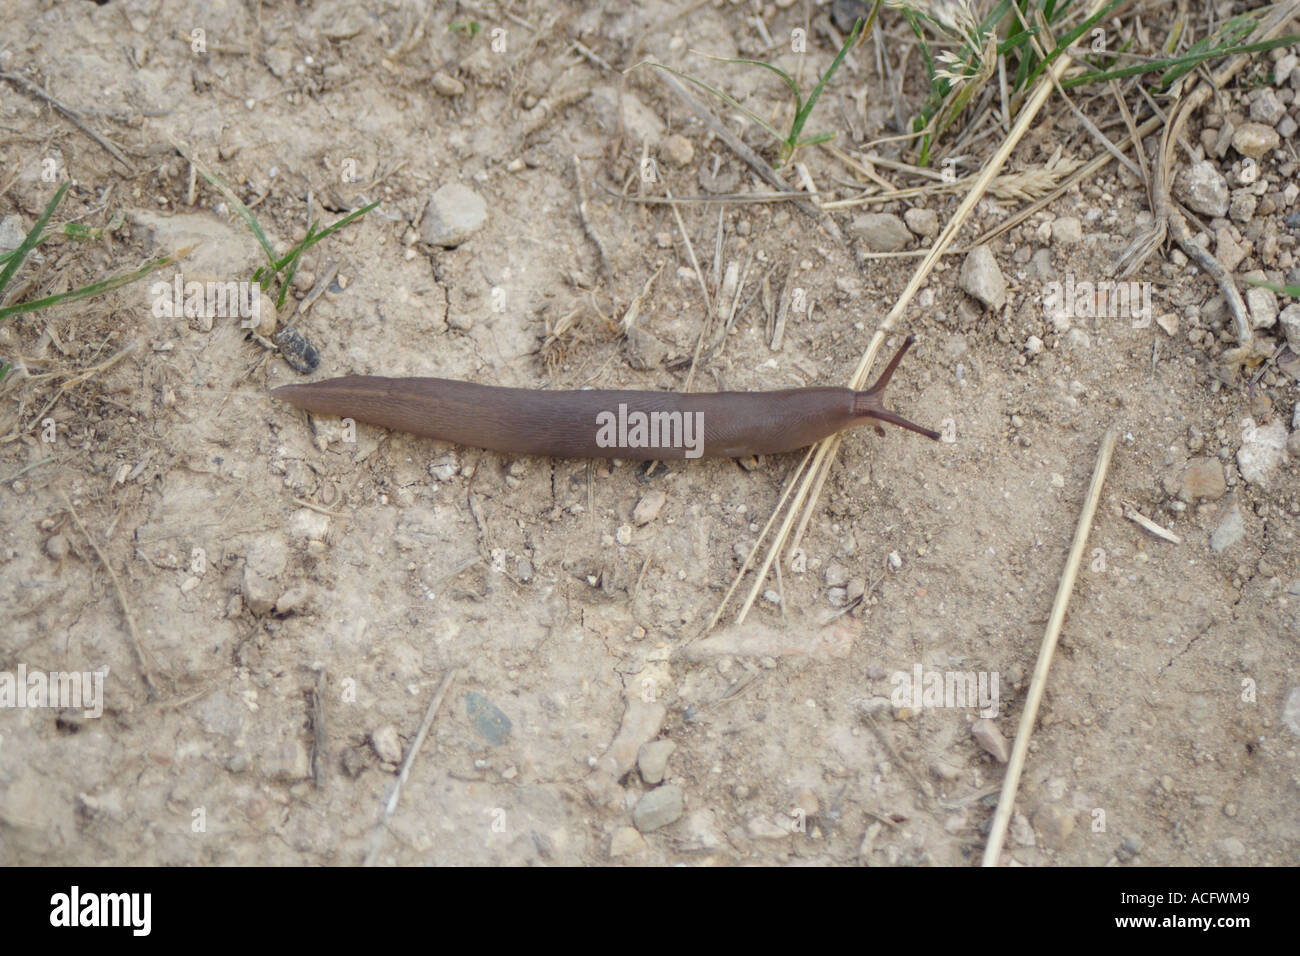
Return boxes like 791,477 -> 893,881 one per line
983,428 -> 1118,865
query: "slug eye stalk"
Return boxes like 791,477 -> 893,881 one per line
852,336 -> 941,440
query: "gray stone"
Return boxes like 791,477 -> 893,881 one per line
465,691 -> 512,746
1246,287 -> 1278,329
247,535 -> 289,578
633,784 -> 684,832
432,71 -> 465,96
1275,54 -> 1298,87
370,725 -> 403,764
263,46 -> 293,78
0,215 -> 27,253
960,245 -> 1007,310
1116,834 -> 1142,862
1231,123 -> 1280,160
633,489 -> 666,525
241,566 -> 278,615
43,534 -> 68,560
419,183 -> 488,247
636,739 -> 676,785
1277,303 -> 1300,351
851,212 -> 912,252
1249,88 -> 1286,126
823,562 -> 850,588
1029,248 -> 1054,279
274,585 -> 312,616
587,86 -> 665,147
904,207 -> 939,238
1210,499 -> 1245,553
1228,189 -> 1257,223
1176,161 -> 1229,217
1052,216 -> 1082,244
1010,811 -> 1036,846
1215,227 -> 1247,272
1237,421 -> 1289,490
609,826 -> 646,857
971,718 -> 1009,763
1283,687 -> 1300,737
624,326 -> 667,369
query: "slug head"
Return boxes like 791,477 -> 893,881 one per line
852,336 -> 941,440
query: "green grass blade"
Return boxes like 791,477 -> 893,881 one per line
1023,0 -> 1127,89
793,13 -> 864,138
795,132 -> 838,147
699,54 -> 802,102
1157,18 -> 1265,87
980,0 -> 1014,31
268,201 -> 378,275
190,162 -> 278,269
0,245 -> 190,323
1063,33 -> 1300,88
0,181 -> 67,297
1245,277 -> 1300,299
275,222 -> 318,309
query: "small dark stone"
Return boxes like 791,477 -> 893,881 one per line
274,325 -> 321,373
1116,834 -> 1142,862
466,691 -> 512,746
340,745 -> 368,778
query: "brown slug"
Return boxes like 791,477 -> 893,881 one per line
270,335 -> 939,460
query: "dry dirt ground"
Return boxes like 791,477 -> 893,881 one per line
0,0 -> 1297,866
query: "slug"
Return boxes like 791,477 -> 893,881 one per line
270,335 -> 939,460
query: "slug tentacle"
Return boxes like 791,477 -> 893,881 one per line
851,336 -> 940,441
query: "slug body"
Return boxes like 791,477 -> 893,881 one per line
271,337 -> 938,460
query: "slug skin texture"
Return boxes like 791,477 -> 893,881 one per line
271,337 -> 939,460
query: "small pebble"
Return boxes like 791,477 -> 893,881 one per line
1231,123 -> 1281,160
419,183 -> 488,247
633,489 -> 666,525
1051,216 -> 1082,244
370,725 -> 403,764
661,133 -> 694,167
609,826 -> 647,857
1175,161 -> 1229,216
971,718 -> 1010,762
851,213 -> 912,252
44,534 -> 69,560
432,71 -> 465,96
904,207 -> 939,238
633,784 -> 684,832
637,739 -> 676,785
959,245 -> 1007,310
